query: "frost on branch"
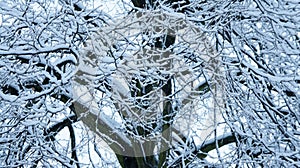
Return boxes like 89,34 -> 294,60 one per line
213,0 -> 300,166
0,0 -> 105,166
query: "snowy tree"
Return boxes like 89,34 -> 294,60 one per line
0,0 -> 299,167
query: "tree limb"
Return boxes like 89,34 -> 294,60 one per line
169,133 -> 236,167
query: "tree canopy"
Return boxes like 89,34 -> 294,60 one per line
0,0 -> 299,167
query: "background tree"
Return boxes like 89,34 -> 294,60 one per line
0,0 -> 299,167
